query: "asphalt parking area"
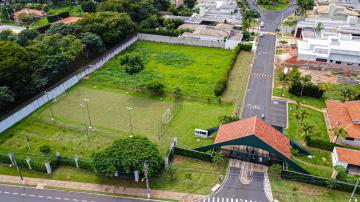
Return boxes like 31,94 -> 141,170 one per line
269,99 -> 288,130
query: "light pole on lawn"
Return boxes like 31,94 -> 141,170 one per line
80,104 -> 90,139
126,106 -> 133,135
45,91 -> 55,121
83,98 -> 92,129
281,67 -> 288,97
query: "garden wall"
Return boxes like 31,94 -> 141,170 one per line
138,33 -> 226,49
0,34 -> 139,134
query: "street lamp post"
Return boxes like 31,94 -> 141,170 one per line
126,106 -> 133,135
83,98 -> 92,129
80,104 -> 90,139
45,91 -> 55,121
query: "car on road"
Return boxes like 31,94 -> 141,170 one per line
260,22 -> 264,27
259,33 -> 264,37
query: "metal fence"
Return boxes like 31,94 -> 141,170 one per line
0,34 -> 139,134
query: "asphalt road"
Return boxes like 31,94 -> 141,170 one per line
242,0 -> 296,123
212,168 -> 268,202
0,184 -> 156,202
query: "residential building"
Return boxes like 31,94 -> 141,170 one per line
332,147 -> 360,175
326,100 -> 360,147
179,23 -> 242,48
294,1 -> 360,65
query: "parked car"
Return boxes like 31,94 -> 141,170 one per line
260,22 -> 264,27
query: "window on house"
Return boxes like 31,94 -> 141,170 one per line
330,60 -> 333,63
347,62 -> 353,65
336,61 -> 341,64
345,137 -> 355,141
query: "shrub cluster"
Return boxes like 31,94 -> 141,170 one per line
238,43 -> 253,51
289,82 -> 324,98
140,28 -> 187,37
47,11 -> 70,23
174,147 -> 213,162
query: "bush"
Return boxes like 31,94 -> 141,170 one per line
39,145 -> 51,154
17,13 -> 36,22
306,137 -> 334,151
289,82 -> 325,98
335,166 -> 347,181
174,147 -> 212,162
239,43 -> 253,51
242,31 -> 251,41
146,80 -> 165,96
81,1 -> 96,13
140,28 -> 186,37
219,115 -> 239,124
120,53 -> 144,75
214,79 -> 227,96
36,24 -> 51,33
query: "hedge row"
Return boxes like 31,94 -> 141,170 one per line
281,169 -> 360,194
306,138 -> 335,151
213,44 -> 242,96
174,147 -> 213,162
139,28 -> 186,37
0,152 -> 91,173
47,11 -> 70,23
36,24 -> 51,33
238,43 -> 253,51
289,81 -> 324,98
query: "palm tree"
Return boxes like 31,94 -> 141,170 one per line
279,72 -> 290,97
212,151 -> 224,164
340,85 -> 355,102
301,121 -> 314,142
295,108 -> 308,127
299,74 -> 311,97
332,127 -> 348,144
316,22 -> 324,33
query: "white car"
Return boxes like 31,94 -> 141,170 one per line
259,33 -> 264,37
260,22 -> 264,27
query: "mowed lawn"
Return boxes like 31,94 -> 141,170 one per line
91,41 -> 234,98
0,155 -> 227,195
222,51 -> 253,107
0,83 -> 233,157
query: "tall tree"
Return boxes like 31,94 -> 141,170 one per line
80,32 -> 106,58
339,85 -> 355,102
77,12 -> 136,46
279,72 -> 290,96
299,74 -> 311,97
301,121 -> 314,142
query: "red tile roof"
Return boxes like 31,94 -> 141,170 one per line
326,100 -> 360,139
334,147 -> 360,166
214,116 -> 291,158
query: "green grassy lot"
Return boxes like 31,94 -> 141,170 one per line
273,88 -> 326,109
286,103 -> 333,177
270,174 -> 359,201
222,51 -> 253,105
0,155 -> 227,195
91,41 -> 234,99
260,1 -> 289,10
285,103 -> 328,143
0,83 -> 232,157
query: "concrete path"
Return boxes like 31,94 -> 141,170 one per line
272,96 -> 325,112
0,175 -> 204,201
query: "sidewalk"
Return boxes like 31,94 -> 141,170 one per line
0,175 -> 205,201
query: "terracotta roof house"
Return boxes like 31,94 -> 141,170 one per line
332,147 -> 360,175
13,9 -> 46,21
326,100 -> 360,147
195,116 -> 309,173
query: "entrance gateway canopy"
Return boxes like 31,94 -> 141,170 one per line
195,116 -> 309,174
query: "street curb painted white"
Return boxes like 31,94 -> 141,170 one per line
263,172 -> 274,202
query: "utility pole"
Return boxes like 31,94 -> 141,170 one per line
10,153 -> 24,184
349,179 -> 360,202
143,161 -> 151,199
83,98 -> 92,128
80,104 -> 90,139
127,106 -> 133,135
45,91 -> 55,121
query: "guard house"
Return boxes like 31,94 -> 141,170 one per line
195,116 -> 309,173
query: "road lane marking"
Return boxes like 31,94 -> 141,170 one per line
4,191 -> 9,194
55,196 -> 62,200
64,198 -> 70,200
12,192 -> 18,195
38,195 -> 44,198
47,196 -> 53,199
21,193 -> 27,196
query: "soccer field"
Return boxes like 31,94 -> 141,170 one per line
0,83 -> 233,157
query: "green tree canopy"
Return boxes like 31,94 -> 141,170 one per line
81,1 -> 97,13
16,29 -> 39,46
80,32 -> 106,58
77,11 -> 136,46
91,136 -> 163,177
46,22 -> 82,36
